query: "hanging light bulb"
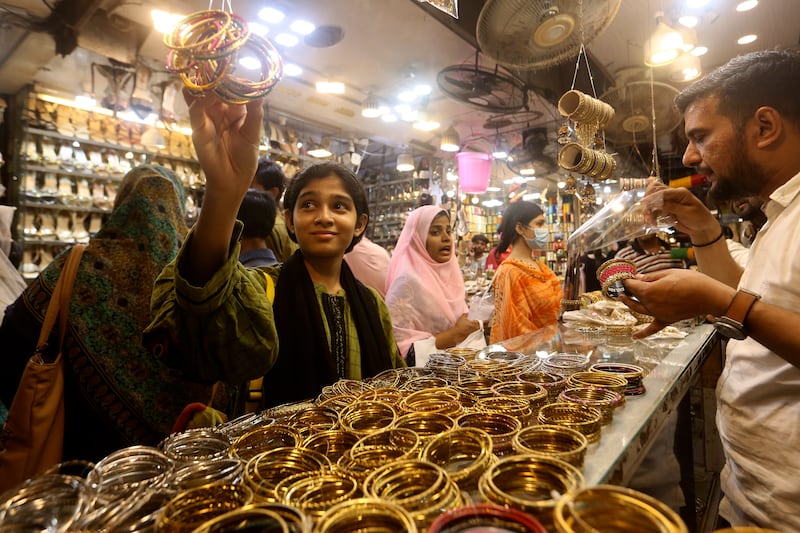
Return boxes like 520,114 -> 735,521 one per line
361,93 -> 384,118
440,125 -> 460,152
644,13 -> 685,67
396,148 -> 415,172
669,53 -> 702,82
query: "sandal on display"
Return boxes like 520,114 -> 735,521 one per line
56,211 -> 74,241
22,211 -> 38,238
72,108 -> 90,139
88,213 -> 103,236
57,177 -> 75,204
21,248 -> 41,279
38,212 -> 56,240
73,213 -> 90,243
92,181 -> 109,209
104,183 -> 116,207
76,179 -> 92,207
39,247 -> 55,271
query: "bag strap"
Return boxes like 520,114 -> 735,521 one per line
35,244 -> 86,358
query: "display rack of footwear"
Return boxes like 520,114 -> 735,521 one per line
9,92 -> 204,278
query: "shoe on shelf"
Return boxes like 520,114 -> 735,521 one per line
21,248 -> 41,280
56,211 -> 74,241
57,177 -> 75,204
22,211 -> 38,238
22,174 -> 40,198
38,212 -> 56,240
106,151 -> 122,175
87,151 -> 105,173
88,213 -> 103,237
23,140 -> 39,161
39,248 -> 55,271
58,144 -> 75,170
41,142 -> 59,167
73,213 -> 90,243
103,182 -> 116,208
92,181 -> 109,209
55,108 -> 73,136
72,108 -> 90,140
74,147 -> 89,170
76,179 -> 93,207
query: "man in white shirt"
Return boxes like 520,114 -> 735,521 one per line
621,48 -> 800,532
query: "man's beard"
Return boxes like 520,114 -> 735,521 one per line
707,142 -> 765,203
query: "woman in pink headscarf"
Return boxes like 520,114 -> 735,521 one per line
385,205 -> 481,364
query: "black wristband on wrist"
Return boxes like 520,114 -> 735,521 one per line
692,229 -> 724,248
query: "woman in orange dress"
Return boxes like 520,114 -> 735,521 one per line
489,201 -> 562,343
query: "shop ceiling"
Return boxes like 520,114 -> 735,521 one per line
1,0 -> 798,175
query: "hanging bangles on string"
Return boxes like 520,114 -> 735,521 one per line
164,3 -> 283,104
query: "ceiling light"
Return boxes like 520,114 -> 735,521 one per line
691,46 -> 708,56
397,90 -> 416,102
361,93 -> 384,118
686,0 -> 711,7
394,103 -> 412,114
737,34 -> 757,45
275,33 -> 299,47
396,150 -> 415,172
290,20 -> 316,35
669,53 -> 702,82
486,186 -> 501,192
440,125 -> 460,152
492,136 -> 509,159
283,63 -> 303,76
644,18 -> 685,67
316,81 -> 345,94
151,9 -> 185,34
258,7 -> 285,24
557,181 -> 566,189
483,199 -> 503,207
413,119 -> 440,131
520,168 -> 535,176
736,0 -> 758,11
249,22 -> 269,37
678,15 -> 699,28
414,84 -> 432,96
471,196 -> 480,204
381,113 -> 398,123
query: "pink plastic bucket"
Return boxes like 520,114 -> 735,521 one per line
456,151 -> 492,193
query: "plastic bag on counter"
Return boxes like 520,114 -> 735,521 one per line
468,288 -> 495,322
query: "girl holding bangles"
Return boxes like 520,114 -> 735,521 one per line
144,92 -> 403,410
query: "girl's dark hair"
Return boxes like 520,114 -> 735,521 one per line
283,162 -> 369,253
494,201 -> 544,259
237,189 -> 277,240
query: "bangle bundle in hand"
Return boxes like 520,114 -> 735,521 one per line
596,258 -> 637,299
164,9 -> 283,104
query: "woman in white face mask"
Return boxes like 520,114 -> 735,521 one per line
489,200 -> 562,343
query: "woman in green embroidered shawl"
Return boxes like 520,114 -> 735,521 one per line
0,164 -> 218,461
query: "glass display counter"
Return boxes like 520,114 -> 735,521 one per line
494,322 -> 722,530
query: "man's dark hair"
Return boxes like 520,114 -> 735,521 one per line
675,48 -> 800,131
471,233 -> 489,245
252,157 -> 288,201
283,162 -> 369,253
237,189 -> 277,240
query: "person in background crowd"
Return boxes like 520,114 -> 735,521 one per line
385,205 -> 481,365
237,189 -> 278,267
484,241 -> 511,271
344,235 -> 391,298
577,248 -> 608,293
463,233 -> 489,275
145,92 -> 403,409
250,156 -> 298,262
0,164 -> 217,462
726,196 -> 766,267
489,201 -> 561,343
621,48 -> 800,532
614,233 -> 686,274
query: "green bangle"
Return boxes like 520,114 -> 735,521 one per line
692,229 -> 724,248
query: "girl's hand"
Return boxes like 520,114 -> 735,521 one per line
184,89 -> 264,200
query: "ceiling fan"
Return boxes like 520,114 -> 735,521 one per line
476,0 -> 622,70
437,53 -> 528,114
599,69 -> 682,147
